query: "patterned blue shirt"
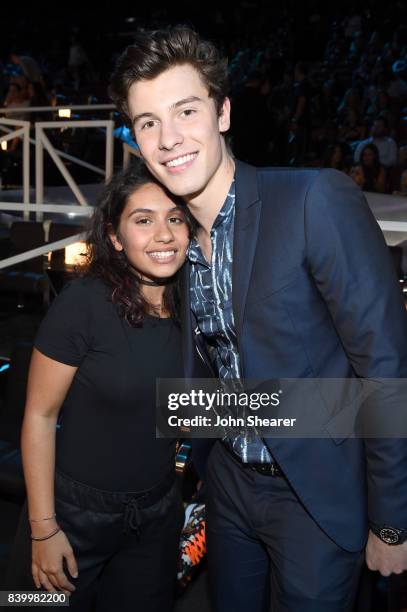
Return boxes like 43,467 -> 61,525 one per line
187,180 -> 272,464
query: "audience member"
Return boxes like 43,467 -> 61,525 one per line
338,108 -> 366,144
2,82 -> 30,123
9,49 -> 42,85
359,143 -> 387,193
349,164 -> 366,190
322,143 -> 351,171
68,36 -> 94,91
393,169 -> 407,197
365,90 -> 394,126
398,146 -> 407,169
26,81 -> 52,123
337,87 -> 363,119
354,117 -> 398,169
388,61 -> 407,99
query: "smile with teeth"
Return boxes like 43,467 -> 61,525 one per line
148,250 -> 176,260
165,153 -> 197,167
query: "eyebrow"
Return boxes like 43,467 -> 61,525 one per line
127,206 -> 183,218
132,96 -> 203,126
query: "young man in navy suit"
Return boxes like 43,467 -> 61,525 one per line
110,27 -> 407,611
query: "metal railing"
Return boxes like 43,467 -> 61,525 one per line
0,203 -> 93,270
122,142 -> 141,168
0,104 -> 115,115
1,105 -> 117,220
1,199 -> 407,271
0,118 -> 31,219
0,105 -> 141,274
35,120 -> 114,219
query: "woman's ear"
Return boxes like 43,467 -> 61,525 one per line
107,224 -> 124,252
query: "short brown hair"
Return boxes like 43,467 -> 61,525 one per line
109,26 -> 229,129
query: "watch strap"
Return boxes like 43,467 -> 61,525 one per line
370,523 -> 407,545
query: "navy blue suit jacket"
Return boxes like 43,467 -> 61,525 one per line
181,161 -> 407,552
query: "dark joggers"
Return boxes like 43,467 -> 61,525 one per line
6,469 -> 184,612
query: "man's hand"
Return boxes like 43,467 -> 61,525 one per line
366,530 -> 407,576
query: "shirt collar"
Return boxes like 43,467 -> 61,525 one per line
212,179 -> 235,229
187,238 -> 203,265
187,178 -> 235,264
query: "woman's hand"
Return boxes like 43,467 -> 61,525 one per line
32,526 -> 78,595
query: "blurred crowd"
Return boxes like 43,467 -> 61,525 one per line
0,2 -> 407,196
0,37 -> 97,119
0,36 -> 105,187
226,7 -> 407,196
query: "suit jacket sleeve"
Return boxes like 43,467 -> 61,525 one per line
304,168 -> 407,528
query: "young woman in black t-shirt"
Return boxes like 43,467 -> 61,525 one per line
6,165 -> 193,611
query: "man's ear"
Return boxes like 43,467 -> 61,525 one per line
218,97 -> 231,133
107,225 -> 124,252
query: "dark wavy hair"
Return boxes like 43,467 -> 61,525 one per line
109,25 -> 229,129
83,162 -> 194,326
360,143 -> 383,191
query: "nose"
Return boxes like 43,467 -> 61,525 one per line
158,120 -> 183,151
154,219 -> 175,243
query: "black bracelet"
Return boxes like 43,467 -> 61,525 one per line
31,526 -> 61,541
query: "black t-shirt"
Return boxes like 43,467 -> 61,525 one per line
35,277 -> 183,492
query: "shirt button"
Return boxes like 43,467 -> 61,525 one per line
219,303 -> 225,309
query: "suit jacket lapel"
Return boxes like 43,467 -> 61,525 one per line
181,160 -> 261,377
232,161 -> 262,342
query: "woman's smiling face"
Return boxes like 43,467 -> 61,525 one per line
109,182 -> 190,282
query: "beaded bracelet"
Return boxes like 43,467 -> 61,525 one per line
31,527 -> 61,541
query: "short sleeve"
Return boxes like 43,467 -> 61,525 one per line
35,279 -> 93,366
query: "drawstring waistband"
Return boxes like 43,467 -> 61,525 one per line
55,468 -> 176,539
123,498 -> 143,536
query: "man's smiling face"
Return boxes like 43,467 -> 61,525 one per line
127,64 -> 231,201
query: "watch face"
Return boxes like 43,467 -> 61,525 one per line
380,528 -> 399,545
